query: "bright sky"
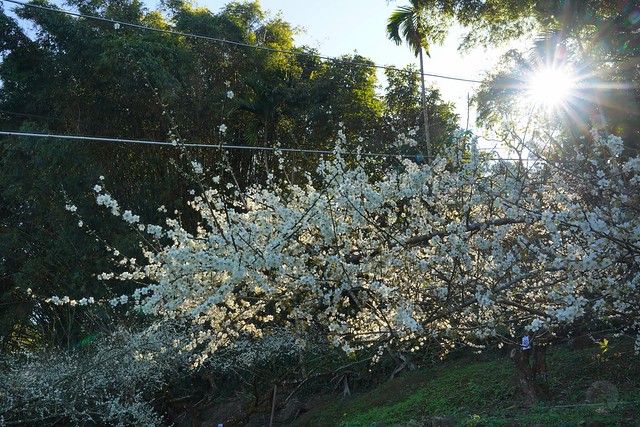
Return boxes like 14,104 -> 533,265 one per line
199,0 -> 510,128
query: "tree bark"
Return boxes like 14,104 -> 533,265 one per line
532,340 -> 550,397
510,348 -> 545,404
532,344 -> 547,382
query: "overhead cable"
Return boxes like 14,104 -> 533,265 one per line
0,130 -> 417,158
1,0 -> 483,84
0,130 -> 539,161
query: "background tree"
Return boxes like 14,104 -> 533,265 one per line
387,0 -> 640,50
382,65 -> 459,160
386,0 -> 450,161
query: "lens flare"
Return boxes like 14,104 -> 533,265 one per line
527,66 -> 576,109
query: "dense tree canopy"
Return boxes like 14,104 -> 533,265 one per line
388,0 -> 640,50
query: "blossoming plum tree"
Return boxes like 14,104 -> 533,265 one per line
53,129 -> 639,368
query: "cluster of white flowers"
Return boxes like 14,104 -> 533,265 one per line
209,328 -> 310,372
393,128 -> 419,149
56,129 -> 640,362
191,160 -> 204,175
122,210 -> 140,224
96,193 -> 120,216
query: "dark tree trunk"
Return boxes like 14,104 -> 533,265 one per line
533,344 -> 547,381
532,343 -> 550,396
510,347 -> 547,404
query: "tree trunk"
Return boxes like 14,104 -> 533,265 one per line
532,342 -> 550,397
510,348 -> 545,404
418,49 -> 431,163
533,344 -> 547,381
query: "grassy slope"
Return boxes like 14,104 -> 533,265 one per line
292,338 -> 640,427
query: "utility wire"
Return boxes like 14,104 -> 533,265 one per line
0,106 -> 528,156
0,130 -> 539,161
1,0 -> 483,84
0,130 -> 416,158
0,109 -> 61,122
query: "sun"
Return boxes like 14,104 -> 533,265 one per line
526,66 -> 576,109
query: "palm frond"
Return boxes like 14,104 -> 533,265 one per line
386,3 -> 427,57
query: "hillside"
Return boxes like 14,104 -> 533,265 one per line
290,337 -> 639,427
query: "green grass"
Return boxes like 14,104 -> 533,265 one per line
292,338 -> 640,427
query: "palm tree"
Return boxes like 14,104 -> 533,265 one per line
387,0 -> 431,162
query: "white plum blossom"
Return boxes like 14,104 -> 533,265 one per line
96,193 -> 120,216
61,129 -> 640,363
0,323 -> 189,426
218,124 -> 227,135
604,134 -> 624,156
191,160 -> 204,175
624,157 -> 640,173
122,210 -> 140,224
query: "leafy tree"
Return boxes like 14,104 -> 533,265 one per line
307,55 -> 383,145
0,0 -> 237,349
475,36 -> 640,158
383,65 -> 459,160
386,0 -> 448,161
387,0 -> 639,50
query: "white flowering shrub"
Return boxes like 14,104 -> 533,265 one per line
0,322 -> 189,426
52,130 -> 640,365
209,327 -> 310,374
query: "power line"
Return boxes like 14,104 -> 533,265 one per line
0,130 -> 415,158
1,0 -> 483,84
0,130 -> 539,162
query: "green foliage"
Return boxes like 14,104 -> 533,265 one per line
389,0 -> 615,50
467,0 -> 640,157
386,0 -> 449,56
382,65 -> 459,160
